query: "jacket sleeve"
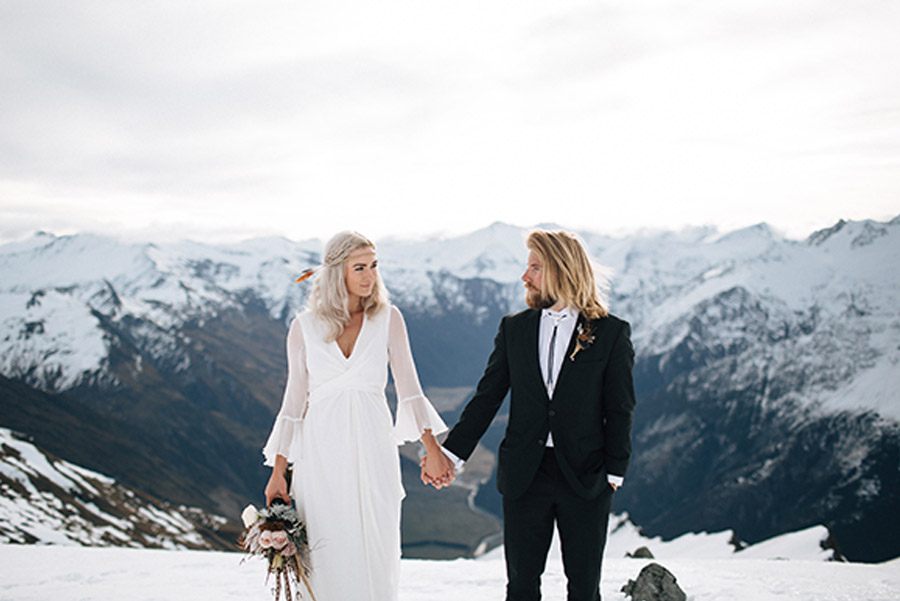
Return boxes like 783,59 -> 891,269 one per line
442,316 -> 511,461
601,320 -> 636,477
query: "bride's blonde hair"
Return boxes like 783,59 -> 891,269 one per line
526,229 -> 610,320
308,231 -> 389,341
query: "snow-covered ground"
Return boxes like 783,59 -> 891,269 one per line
600,514 -> 837,562
0,543 -> 897,601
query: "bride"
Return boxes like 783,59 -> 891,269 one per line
262,231 -> 456,601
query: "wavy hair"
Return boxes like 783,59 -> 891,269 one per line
307,231 -> 389,341
526,229 -> 610,320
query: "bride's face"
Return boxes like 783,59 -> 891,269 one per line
344,247 -> 378,301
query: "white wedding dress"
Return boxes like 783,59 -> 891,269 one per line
262,304 -> 446,601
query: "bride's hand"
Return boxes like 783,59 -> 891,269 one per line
265,471 -> 290,506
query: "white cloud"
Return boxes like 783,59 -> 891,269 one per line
1,0 -> 899,243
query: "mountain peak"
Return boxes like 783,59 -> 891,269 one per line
482,221 -> 523,235
805,217 -> 894,249
712,222 -> 778,245
531,221 -> 568,232
807,219 -> 848,246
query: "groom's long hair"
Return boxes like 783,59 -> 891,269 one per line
526,229 -> 610,320
308,231 -> 390,342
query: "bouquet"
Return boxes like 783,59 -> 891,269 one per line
239,499 -> 316,601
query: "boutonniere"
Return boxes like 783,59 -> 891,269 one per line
569,321 -> 596,361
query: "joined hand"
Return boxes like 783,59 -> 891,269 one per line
420,448 -> 455,489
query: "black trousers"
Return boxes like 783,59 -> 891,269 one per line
502,448 -> 613,601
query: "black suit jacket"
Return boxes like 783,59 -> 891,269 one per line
443,308 -> 636,501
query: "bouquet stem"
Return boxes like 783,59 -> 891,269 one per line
300,572 -> 317,601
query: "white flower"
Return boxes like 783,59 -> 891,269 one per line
241,504 -> 260,528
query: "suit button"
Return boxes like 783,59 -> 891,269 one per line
549,410 -> 556,417
537,439 -> 544,445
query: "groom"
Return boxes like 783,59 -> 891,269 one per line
425,229 -> 636,601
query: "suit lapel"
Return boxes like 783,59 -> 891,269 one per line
522,309 -> 549,402
550,313 -> 584,403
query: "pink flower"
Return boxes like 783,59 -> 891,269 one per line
259,531 -> 274,549
282,542 -> 296,557
270,530 -> 289,550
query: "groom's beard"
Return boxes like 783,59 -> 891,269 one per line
525,284 -> 554,309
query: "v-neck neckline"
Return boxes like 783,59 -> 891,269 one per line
335,312 -> 367,361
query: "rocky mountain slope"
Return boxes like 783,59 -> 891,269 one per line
0,426 -> 231,548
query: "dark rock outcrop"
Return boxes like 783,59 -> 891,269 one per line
621,563 -> 686,601
626,546 -> 655,558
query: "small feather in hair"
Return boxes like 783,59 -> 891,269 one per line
294,268 -> 316,283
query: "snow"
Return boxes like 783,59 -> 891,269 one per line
0,288 -> 110,391
481,514 -> 835,566
0,543 -> 897,601
816,344 -> 900,419
0,430 -> 81,493
58,459 -> 117,485
734,526 -> 834,561
607,218 -> 900,421
603,513 -> 740,560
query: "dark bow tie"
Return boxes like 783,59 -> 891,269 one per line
542,309 -> 569,321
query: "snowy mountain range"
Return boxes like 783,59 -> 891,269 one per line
0,216 -> 897,561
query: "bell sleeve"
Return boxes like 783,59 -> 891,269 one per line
388,305 -> 448,443
261,317 -> 309,467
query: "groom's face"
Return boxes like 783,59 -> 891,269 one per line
522,251 -> 553,309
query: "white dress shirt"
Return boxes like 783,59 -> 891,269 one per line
439,306 -> 624,488
540,306 -> 578,436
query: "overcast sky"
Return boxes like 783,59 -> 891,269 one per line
1,0 -> 899,243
